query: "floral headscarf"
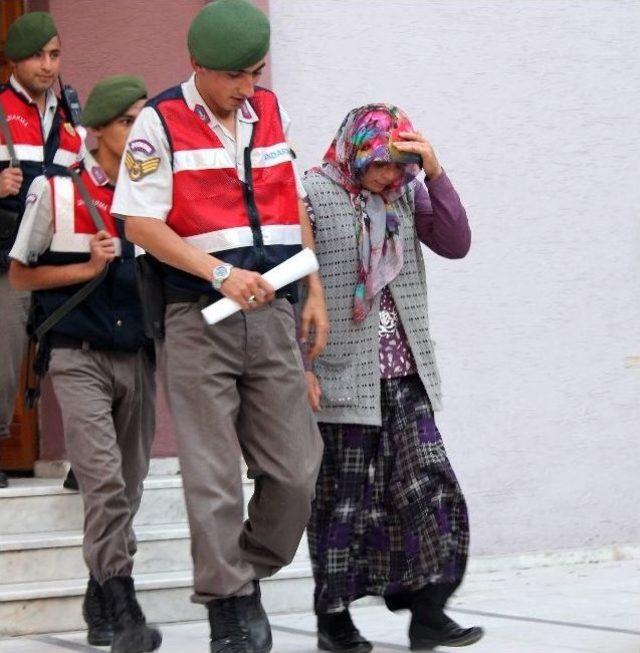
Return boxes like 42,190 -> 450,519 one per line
317,104 -> 420,322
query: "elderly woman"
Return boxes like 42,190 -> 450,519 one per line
303,104 -> 483,652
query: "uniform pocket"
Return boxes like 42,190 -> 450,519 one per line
272,297 -> 295,324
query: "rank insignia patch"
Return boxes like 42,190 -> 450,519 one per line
194,104 -> 210,124
125,150 -> 161,181
91,166 -> 108,185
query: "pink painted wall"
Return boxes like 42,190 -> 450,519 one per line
49,0 -> 204,102
36,0 -> 270,461
47,0 -> 271,104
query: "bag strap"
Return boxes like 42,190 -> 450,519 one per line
0,101 -> 19,167
34,268 -> 108,341
68,166 -> 106,231
34,168 -> 110,340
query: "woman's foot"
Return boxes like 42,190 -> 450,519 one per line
317,610 -> 373,653
409,612 -> 484,650
407,584 -> 483,649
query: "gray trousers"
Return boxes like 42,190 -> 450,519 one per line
159,299 -> 323,602
0,273 -> 30,439
48,347 -> 156,583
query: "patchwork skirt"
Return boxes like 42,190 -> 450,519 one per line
307,374 -> 470,613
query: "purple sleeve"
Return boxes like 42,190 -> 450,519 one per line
413,171 -> 471,259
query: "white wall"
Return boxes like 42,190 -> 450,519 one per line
270,0 -> 640,556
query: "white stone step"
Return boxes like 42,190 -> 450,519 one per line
0,522 -> 311,585
0,562 -> 315,637
0,524 -> 191,584
0,476 -> 188,534
34,456 -> 182,479
0,475 -> 314,636
0,474 -> 268,535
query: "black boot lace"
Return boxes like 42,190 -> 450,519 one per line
106,577 -> 146,627
211,599 -> 250,653
84,579 -> 110,628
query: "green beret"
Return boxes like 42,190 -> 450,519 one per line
5,12 -> 58,61
82,75 -> 147,128
188,0 -> 270,71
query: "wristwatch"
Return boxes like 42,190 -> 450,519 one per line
212,263 -> 233,290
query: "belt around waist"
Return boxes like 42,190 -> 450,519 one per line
48,334 -> 104,350
165,286 -> 297,306
48,333 -> 147,354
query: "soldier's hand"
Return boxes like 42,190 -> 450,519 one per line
0,167 -> 23,198
88,231 -> 116,274
220,267 -> 275,311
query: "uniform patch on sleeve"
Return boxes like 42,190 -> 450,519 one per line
125,149 -> 161,182
25,193 -> 38,205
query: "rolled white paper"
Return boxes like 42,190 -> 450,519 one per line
201,247 -> 319,325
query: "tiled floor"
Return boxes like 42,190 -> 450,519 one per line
1,558 -> 639,652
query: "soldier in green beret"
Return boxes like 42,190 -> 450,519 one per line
9,75 -> 161,653
113,1 -> 328,651
0,12 -> 84,490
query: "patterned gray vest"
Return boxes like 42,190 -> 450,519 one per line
304,171 -> 442,426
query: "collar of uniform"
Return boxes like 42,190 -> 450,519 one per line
238,97 -> 258,124
9,74 -> 58,116
83,151 -> 110,187
182,73 -> 259,130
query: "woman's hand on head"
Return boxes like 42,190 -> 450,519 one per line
394,131 -> 443,180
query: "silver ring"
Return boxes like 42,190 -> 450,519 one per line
247,295 -> 256,304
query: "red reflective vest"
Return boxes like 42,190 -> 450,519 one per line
0,83 -> 82,171
152,85 -> 300,256
48,167 -> 121,256
0,83 -> 83,265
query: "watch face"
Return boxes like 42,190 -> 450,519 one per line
214,264 -> 229,279
213,263 -> 231,289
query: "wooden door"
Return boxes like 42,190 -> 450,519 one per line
1,1 -> 24,83
1,347 -> 38,472
0,0 -> 38,473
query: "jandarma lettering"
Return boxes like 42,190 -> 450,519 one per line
6,114 -> 29,127
78,198 -> 109,212
263,147 -> 289,160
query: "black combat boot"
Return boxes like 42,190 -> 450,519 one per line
207,597 -> 252,653
102,576 -> 162,653
409,584 -> 483,650
317,610 -> 373,653
83,576 -> 113,646
236,581 -> 272,653
63,467 -> 79,491
0,450 -> 9,488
